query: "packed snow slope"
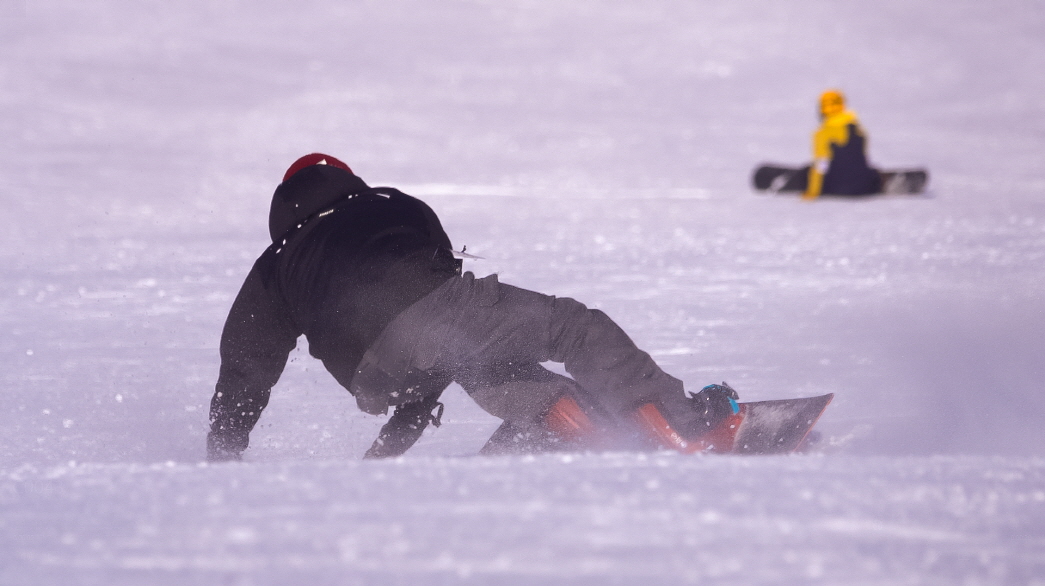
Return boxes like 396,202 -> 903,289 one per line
2,0 -> 1045,584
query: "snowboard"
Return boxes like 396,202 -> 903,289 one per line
752,164 -> 928,195
480,393 -> 834,456
688,393 -> 834,455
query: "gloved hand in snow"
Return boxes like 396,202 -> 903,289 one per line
364,394 -> 445,459
207,429 -> 248,462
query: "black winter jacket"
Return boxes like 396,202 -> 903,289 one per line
208,165 -> 460,457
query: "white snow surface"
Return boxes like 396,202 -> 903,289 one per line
3,1 -> 1045,584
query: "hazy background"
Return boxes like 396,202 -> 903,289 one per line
2,1 -> 1044,583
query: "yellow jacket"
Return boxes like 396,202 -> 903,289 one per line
805,109 -> 869,199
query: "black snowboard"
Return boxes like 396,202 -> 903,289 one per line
752,164 -> 928,195
730,394 -> 834,454
688,393 -> 834,455
480,393 -> 834,456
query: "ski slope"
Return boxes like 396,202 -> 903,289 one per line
2,0 -> 1045,583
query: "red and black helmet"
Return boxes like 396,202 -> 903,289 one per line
282,153 -> 352,183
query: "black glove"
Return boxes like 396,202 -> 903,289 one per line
364,394 -> 445,459
207,429 -> 248,462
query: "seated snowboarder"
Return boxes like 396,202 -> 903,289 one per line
207,154 -> 739,462
751,90 -> 884,196
798,89 -> 881,198
752,90 -> 928,196
802,89 -> 882,199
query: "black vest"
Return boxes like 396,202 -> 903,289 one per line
823,123 -> 882,195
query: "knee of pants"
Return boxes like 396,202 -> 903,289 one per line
457,364 -> 579,427
548,298 -> 623,354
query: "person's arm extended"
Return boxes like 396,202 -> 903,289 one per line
804,158 -> 827,200
803,126 -> 832,200
359,367 -> 452,458
363,387 -> 448,459
208,252 -> 299,461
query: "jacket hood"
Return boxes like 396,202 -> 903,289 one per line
268,165 -> 370,242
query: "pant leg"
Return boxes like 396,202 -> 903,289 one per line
455,362 -> 579,426
459,362 -> 592,454
351,272 -> 697,428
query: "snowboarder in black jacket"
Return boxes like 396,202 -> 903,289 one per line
207,154 -> 738,461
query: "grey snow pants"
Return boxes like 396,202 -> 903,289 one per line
350,272 -> 695,432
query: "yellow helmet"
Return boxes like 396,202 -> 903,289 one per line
819,89 -> 846,118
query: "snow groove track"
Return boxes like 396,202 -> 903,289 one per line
2,455 -> 1044,585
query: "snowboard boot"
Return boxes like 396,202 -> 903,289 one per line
479,394 -> 598,455
634,382 -> 741,454
543,394 -> 596,443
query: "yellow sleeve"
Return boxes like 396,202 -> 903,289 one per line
803,127 -> 831,199
812,125 -> 834,160
803,117 -> 851,199
804,167 -> 824,200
